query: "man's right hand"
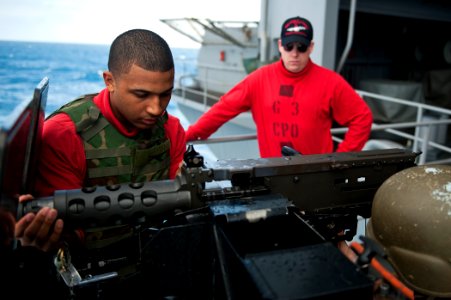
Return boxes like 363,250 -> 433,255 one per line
15,194 -> 64,252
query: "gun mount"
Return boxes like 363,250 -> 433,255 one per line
18,147 -> 419,299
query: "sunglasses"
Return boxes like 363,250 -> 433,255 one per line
283,43 -> 308,53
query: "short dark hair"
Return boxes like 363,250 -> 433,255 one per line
108,29 -> 174,76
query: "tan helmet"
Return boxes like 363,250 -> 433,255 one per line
367,164 -> 451,298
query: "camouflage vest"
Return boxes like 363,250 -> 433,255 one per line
50,94 -> 171,187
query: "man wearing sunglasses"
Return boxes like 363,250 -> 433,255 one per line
186,16 -> 373,158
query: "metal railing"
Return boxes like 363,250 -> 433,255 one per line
176,62 -> 248,109
357,90 -> 451,165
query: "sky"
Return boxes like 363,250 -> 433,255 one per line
0,0 -> 261,48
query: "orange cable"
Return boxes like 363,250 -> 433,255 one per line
350,242 -> 414,300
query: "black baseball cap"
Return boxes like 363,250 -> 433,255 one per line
281,16 -> 313,47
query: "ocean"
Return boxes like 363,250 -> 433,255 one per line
0,40 -> 198,117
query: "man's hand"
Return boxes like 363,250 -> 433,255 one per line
15,194 -> 64,252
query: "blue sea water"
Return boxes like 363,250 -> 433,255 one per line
0,40 -> 198,117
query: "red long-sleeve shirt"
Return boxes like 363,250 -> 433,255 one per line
34,88 -> 186,197
186,59 -> 373,158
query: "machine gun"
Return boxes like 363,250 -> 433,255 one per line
18,147 -> 419,299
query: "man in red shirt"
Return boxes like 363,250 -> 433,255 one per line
186,16 -> 372,157
16,29 -> 186,248
34,29 -> 186,197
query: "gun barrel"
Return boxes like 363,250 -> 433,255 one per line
18,178 -> 193,229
